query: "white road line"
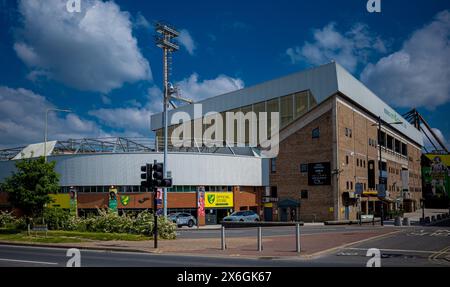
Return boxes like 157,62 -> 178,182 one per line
342,247 -> 450,255
0,258 -> 58,265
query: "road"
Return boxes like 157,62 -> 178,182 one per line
0,221 -> 448,267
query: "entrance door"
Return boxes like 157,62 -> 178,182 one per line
264,207 -> 273,221
345,206 -> 350,220
205,210 -> 217,225
280,208 -> 288,222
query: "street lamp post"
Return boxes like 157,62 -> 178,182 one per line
44,109 -> 72,162
373,116 -> 403,226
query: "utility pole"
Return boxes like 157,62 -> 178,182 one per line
155,22 -> 179,217
377,116 -> 384,226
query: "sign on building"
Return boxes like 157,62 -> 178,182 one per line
308,162 -> 331,186
205,192 -> 234,208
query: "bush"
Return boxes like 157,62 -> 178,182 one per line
0,211 -> 16,228
0,209 -> 177,239
43,208 -> 71,230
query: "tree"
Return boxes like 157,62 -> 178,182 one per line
1,156 -> 60,218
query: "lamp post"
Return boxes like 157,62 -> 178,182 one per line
373,116 -> 403,226
44,108 -> 72,162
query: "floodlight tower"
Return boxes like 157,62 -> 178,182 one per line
155,22 -> 179,218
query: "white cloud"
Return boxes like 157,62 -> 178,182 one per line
0,86 -> 108,148
176,73 -> 244,102
178,29 -> 196,55
88,86 -> 162,136
135,12 -> 150,29
286,22 -> 386,73
88,73 -> 244,135
361,10 -> 450,109
14,0 -> 151,93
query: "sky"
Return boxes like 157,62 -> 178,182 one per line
0,0 -> 449,150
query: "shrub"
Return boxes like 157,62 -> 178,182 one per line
43,208 -> 71,230
0,211 -> 16,228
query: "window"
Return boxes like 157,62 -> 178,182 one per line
379,131 -> 386,147
301,190 -> 308,199
346,155 -> 349,165
271,158 -> 277,173
387,134 -> 394,150
280,94 -> 293,128
350,182 -> 353,190
271,186 -> 278,198
312,127 -> 320,139
401,143 -> 408,156
395,139 -> 401,153
357,159 -> 360,167
267,98 -> 279,136
346,181 -> 349,190
300,164 -> 308,173
294,91 -> 308,119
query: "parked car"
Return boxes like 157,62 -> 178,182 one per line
223,210 -> 260,222
168,213 -> 197,228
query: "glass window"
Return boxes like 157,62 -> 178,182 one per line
395,139 -> 401,153
300,164 -> 308,173
271,186 -> 278,197
308,91 -> 317,109
280,94 -> 293,128
312,127 -> 320,139
294,91 -> 308,119
301,190 -> 308,199
267,98 -> 279,136
271,158 -> 277,173
241,105 -> 253,144
379,131 -> 386,147
401,143 -> 408,156
387,135 -> 393,150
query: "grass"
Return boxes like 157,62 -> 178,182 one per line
0,228 -> 150,244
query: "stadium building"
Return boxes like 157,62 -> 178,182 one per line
0,62 -> 423,223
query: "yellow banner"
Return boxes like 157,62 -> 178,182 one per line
205,192 -> 234,208
426,154 -> 450,166
48,194 -> 71,209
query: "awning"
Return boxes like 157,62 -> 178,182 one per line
278,198 -> 300,208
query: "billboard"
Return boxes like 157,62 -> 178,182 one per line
205,192 -> 234,208
48,194 -> 70,209
423,154 -> 450,198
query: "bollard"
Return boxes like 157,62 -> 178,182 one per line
394,216 -> 402,226
296,223 -> 301,253
257,226 -> 262,252
402,217 -> 410,226
221,225 -> 226,250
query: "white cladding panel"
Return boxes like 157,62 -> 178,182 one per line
0,153 -> 267,187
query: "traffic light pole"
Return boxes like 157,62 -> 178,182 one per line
153,186 -> 158,249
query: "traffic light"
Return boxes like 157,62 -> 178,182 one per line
140,164 -> 152,189
152,163 -> 164,187
152,163 -> 173,188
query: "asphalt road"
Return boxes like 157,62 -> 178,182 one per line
0,221 -> 448,267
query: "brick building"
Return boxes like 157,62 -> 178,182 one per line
152,62 -> 423,222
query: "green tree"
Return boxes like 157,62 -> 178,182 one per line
1,156 -> 60,218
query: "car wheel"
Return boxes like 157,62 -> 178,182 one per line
240,219 -> 244,222
177,225 -> 182,228
254,218 -> 259,222
188,220 -> 194,228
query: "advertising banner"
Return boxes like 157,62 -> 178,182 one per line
156,188 -> 163,216
423,154 -> 450,198
48,194 -> 71,209
109,187 -> 118,213
69,189 -> 77,217
197,186 -> 205,217
205,192 -> 234,208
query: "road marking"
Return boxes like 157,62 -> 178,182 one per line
0,258 -> 58,265
428,246 -> 450,266
343,247 -> 450,255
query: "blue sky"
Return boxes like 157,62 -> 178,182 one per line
0,0 -> 449,150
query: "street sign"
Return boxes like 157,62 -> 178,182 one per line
377,184 -> 386,198
355,183 -> 364,195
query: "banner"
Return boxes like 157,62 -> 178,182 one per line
48,194 -> 70,209
423,154 -> 450,198
205,192 -> 234,208
197,186 -> 205,217
156,188 -> 163,216
109,187 -> 118,213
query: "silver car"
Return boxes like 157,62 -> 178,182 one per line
223,210 -> 260,222
168,213 -> 197,228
